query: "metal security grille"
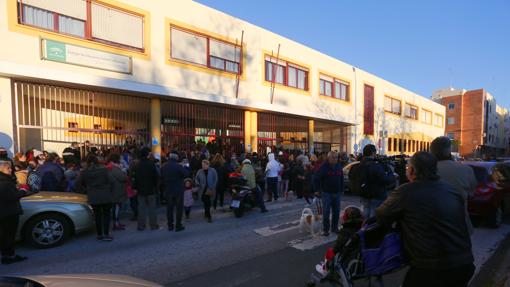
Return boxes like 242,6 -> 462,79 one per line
13,81 -> 150,154
257,113 -> 309,154
161,101 -> 245,155
314,120 -> 350,154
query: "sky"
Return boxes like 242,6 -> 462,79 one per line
195,0 -> 510,109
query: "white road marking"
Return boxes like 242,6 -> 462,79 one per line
254,220 -> 300,237
289,234 -> 337,251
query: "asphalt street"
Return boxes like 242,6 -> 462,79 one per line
0,195 -> 509,287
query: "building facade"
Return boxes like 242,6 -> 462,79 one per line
433,88 -> 510,157
0,0 -> 445,158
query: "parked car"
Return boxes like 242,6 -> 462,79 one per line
18,192 -> 94,248
0,274 -> 162,287
463,162 -> 510,228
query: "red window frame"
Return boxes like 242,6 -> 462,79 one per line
17,1 -> 145,52
264,56 -> 308,91
18,3 -> 87,38
320,75 -> 350,101
170,25 -> 242,75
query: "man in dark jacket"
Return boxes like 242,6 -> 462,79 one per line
0,160 -> 27,264
0,147 -> 16,180
358,144 -> 395,218
36,153 -> 65,192
161,153 -> 189,232
62,142 -> 81,166
132,148 -> 160,231
314,151 -> 344,236
376,152 -> 474,287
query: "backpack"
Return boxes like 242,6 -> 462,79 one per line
348,161 -> 374,198
27,171 -> 41,193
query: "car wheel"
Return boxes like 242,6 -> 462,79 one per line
488,205 -> 503,228
23,213 -> 72,248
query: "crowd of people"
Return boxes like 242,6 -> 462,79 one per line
1,135 -> 504,287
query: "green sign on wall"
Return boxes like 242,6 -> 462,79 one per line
45,40 -> 67,62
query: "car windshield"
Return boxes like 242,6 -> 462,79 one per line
470,165 -> 491,185
0,277 -> 44,287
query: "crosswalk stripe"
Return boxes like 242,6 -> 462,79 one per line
289,234 -> 337,251
254,220 -> 301,237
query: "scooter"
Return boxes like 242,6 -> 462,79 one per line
228,173 -> 257,218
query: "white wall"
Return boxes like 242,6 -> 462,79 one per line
0,77 -> 14,155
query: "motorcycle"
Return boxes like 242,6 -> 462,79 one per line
228,172 -> 258,218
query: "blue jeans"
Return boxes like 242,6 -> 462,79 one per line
361,198 -> 384,219
322,192 -> 341,232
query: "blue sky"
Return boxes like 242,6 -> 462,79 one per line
196,0 -> 510,109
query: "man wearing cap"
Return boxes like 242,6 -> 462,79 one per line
0,159 -> 28,264
62,142 -> 81,166
161,152 -> 190,232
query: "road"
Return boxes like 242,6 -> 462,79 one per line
0,195 -> 509,287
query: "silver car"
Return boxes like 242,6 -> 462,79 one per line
0,274 -> 162,287
18,192 -> 94,248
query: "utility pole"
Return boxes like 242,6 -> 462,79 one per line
270,44 -> 281,104
235,30 -> 244,99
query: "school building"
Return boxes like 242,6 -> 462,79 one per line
0,0 -> 445,158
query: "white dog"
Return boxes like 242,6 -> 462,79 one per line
299,207 -> 322,237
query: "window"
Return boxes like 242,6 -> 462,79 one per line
364,85 -> 375,135
404,103 -> 418,120
319,74 -> 349,101
265,61 -> 285,84
384,96 -> 401,115
388,138 -> 392,152
320,79 -> 333,97
447,117 -> 455,125
447,132 -> 454,139
448,103 -> 455,110
18,0 -> 145,51
435,114 -> 444,127
264,55 -> 308,91
21,4 -> 85,37
170,26 -> 242,75
422,110 -> 432,124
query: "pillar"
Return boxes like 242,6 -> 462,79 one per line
308,119 -> 314,155
150,97 -> 161,160
250,112 -> 258,154
244,111 -> 252,154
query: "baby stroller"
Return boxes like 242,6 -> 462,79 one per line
308,218 -> 406,287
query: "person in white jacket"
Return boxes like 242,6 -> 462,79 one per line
265,153 -> 281,201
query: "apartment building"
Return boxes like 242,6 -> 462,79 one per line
0,0 -> 445,158
433,88 -> 510,157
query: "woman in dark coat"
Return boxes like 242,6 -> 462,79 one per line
0,159 -> 28,264
107,153 -> 128,230
211,154 -> 228,210
76,154 -> 114,241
